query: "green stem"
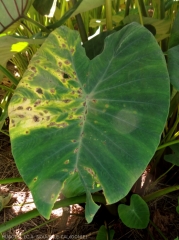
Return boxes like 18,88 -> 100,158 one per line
153,164 -> 174,185
22,15 -> 50,33
124,0 -> 131,17
0,178 -> 24,184
157,139 -> 179,150
105,0 -> 113,30
138,0 -> 148,17
136,0 -> 144,25
0,194 -> 105,233
72,0 -> 88,43
143,185 -> 179,202
0,65 -> 18,86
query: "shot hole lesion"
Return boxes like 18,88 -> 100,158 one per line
63,73 -> 70,79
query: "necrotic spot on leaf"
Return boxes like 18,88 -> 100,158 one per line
63,73 -> 70,79
26,107 -> 32,111
64,60 -> 70,65
74,148 -> 78,153
31,67 -> 37,73
50,89 -> 55,94
64,160 -> 70,164
63,99 -> 71,103
33,177 -> 37,182
36,88 -> 43,94
17,106 -> 23,110
33,115 -> 40,122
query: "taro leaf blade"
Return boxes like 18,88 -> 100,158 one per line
0,0 -> 32,33
9,23 -> 170,221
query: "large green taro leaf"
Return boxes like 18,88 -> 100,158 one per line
9,23 -> 170,221
0,0 -> 32,33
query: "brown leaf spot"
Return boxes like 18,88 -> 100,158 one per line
43,110 -> 48,113
58,62 -> 62,67
92,99 -> 97,103
36,88 -> 43,94
63,99 -> 71,103
64,160 -> 70,164
50,89 -> 55,94
31,67 -> 37,73
26,131 -> 29,134
17,106 -> 23,110
34,100 -> 41,107
64,60 -> 70,65
11,120 -> 15,124
83,102 -> 86,107
62,43 -> 66,48
33,115 -> 39,122
70,48 -> 75,54
26,107 -> 32,111
33,177 -> 37,182
74,148 -> 78,153
19,115 -> 25,118
23,98 -> 27,102
46,116 -> 50,121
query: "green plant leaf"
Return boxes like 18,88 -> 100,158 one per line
90,15 -> 124,28
71,0 -> 106,17
96,225 -> 115,240
164,144 -> 179,166
169,11 -> 179,48
33,0 -> 55,16
61,172 -> 101,198
118,194 -> 150,229
9,23 -> 170,222
0,35 -> 44,82
123,15 -> 171,42
0,193 -> 11,211
0,0 -> 33,33
168,45 -> 179,91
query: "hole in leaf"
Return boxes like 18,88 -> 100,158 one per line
63,73 -> 70,79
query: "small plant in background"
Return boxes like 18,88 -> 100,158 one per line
0,0 -> 179,239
